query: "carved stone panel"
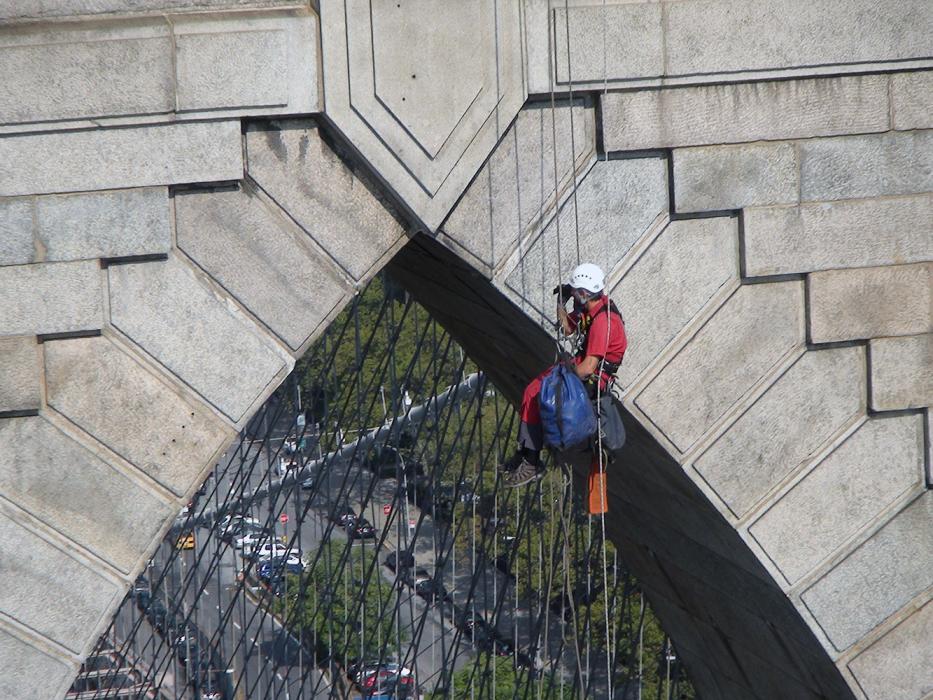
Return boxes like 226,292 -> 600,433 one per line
320,0 -> 526,231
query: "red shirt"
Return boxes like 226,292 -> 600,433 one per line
569,295 -> 627,382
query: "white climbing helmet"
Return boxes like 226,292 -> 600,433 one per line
568,263 -> 605,294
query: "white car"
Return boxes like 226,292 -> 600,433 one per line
251,541 -> 301,562
236,530 -> 267,550
220,514 -> 260,532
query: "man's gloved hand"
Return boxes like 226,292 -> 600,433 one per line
552,283 -> 574,302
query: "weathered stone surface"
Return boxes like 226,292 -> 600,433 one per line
635,281 -> 805,452
1,0 -> 298,21
665,0 -> 933,76
175,185 -> 350,350
808,263 -> 932,344
36,187 -> 170,263
0,416 -> 176,573
245,122 -> 405,281
0,198 -> 34,266
44,335 -> 232,496
175,29 -> 287,111
0,34 -> 173,125
108,256 -> 291,421
319,0 -> 526,231
0,120 -> 242,197
0,336 -> 40,413
800,131 -> 933,202
0,260 -> 102,336
892,70 -> 933,131
0,627 -> 75,700
611,216 -> 738,388
602,74 -> 889,151
0,513 -> 121,653
696,347 -> 865,517
503,157 -> 668,319
673,142 -> 798,213
441,100 -> 594,271
870,334 -> 933,411
744,194 -> 933,277
802,492 -> 933,651
553,3 -> 662,84
751,415 -> 924,584
848,600 -> 933,700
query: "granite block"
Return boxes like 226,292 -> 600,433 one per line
442,100 -> 593,270
870,334 -> 933,411
0,260 -> 102,336
611,216 -> 738,388
0,198 -> 34,266
175,29 -> 287,111
245,122 -> 404,281
635,281 -> 805,452
848,600 -> 933,700
0,34 -> 173,125
553,3 -> 662,83
108,256 -> 291,422
602,74 -> 889,151
0,120 -> 243,197
0,416 -> 176,573
802,492 -> 933,651
808,263 -> 932,343
696,346 -> 865,517
665,0 -> 933,76
891,70 -> 933,131
503,157 -> 668,319
744,194 -> 933,277
800,131 -> 933,203
0,336 -> 40,413
673,142 -> 799,212
1,0 -> 295,21
36,187 -> 171,263
0,627 -> 75,700
751,414 -> 924,583
44,335 -> 232,496
175,185 -> 350,350
0,513 -> 121,653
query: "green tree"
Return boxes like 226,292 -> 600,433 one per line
273,540 -> 406,666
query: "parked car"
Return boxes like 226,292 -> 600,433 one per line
383,550 -> 414,573
414,576 -> 449,604
329,505 -> 356,527
249,541 -> 301,563
257,555 -> 304,581
131,576 -> 151,610
235,529 -> 267,551
346,517 -> 376,539
300,476 -> 315,490
143,599 -> 173,634
357,664 -> 414,694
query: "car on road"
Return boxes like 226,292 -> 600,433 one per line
131,575 -> 151,610
257,555 -> 304,581
300,476 -> 315,490
357,663 -> 414,695
235,529 -> 267,551
175,531 -> 196,550
249,541 -> 301,563
414,576 -> 450,604
383,550 -> 415,574
329,504 -> 356,527
346,517 -> 376,539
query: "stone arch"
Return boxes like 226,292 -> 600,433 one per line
0,3 -> 931,698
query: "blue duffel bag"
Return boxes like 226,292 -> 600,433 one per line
539,363 -> 598,451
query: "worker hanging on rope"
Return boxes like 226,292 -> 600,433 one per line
501,263 -> 627,487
